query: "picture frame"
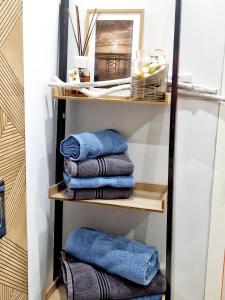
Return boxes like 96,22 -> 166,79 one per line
86,9 -> 144,82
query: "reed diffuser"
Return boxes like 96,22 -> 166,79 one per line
69,7 -> 99,84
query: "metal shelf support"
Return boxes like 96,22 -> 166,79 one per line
53,0 -> 69,279
166,0 -> 182,299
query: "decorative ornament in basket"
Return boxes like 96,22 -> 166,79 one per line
131,49 -> 168,101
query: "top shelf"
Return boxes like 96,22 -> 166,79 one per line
51,88 -> 171,105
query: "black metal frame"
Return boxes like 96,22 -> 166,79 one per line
53,1 -> 182,299
53,0 -> 69,279
166,0 -> 182,299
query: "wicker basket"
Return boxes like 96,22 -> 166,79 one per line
131,64 -> 168,101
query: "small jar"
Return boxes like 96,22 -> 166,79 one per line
74,55 -> 90,83
69,56 -> 90,84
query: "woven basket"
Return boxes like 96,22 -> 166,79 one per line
131,65 -> 168,100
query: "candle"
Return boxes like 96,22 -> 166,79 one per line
74,55 -> 89,69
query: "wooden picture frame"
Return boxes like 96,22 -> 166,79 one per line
85,9 -> 144,82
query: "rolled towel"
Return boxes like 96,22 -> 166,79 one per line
60,129 -> 128,161
64,154 -> 134,177
64,172 -> 135,189
65,228 -> 159,285
64,187 -> 134,200
61,251 -> 166,300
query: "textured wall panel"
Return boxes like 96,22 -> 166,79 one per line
0,0 -> 28,298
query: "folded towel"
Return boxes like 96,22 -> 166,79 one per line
64,172 -> 135,189
131,296 -> 162,300
65,228 -> 159,285
60,129 -> 128,161
64,154 -> 134,177
61,251 -> 166,300
64,187 -> 134,200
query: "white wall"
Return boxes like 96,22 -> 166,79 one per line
173,99 -> 219,300
204,49 -> 225,300
23,0 -> 59,299
204,102 -> 225,300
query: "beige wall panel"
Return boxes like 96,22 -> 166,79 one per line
0,0 -> 27,298
1,17 -> 24,85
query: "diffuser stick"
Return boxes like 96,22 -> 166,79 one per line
68,11 -> 80,54
76,6 -> 82,55
83,13 -> 100,55
83,8 -> 97,54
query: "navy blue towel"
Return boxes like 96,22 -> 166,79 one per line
131,296 -> 162,300
61,251 -> 165,300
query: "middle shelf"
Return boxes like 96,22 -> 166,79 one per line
49,182 -> 167,212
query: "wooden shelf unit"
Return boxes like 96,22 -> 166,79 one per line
52,87 -> 171,105
45,277 -> 166,300
50,1 -> 182,299
49,182 -> 167,213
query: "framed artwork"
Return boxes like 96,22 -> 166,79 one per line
86,9 -> 144,81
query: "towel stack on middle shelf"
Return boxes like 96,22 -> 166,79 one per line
60,129 -> 135,200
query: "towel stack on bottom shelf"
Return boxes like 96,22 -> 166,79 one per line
60,129 -> 135,200
61,228 -> 166,300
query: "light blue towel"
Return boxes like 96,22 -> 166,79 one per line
65,228 -> 159,286
131,296 -> 162,300
60,129 -> 128,161
63,172 -> 135,189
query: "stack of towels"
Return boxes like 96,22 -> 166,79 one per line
61,228 -> 166,300
60,129 -> 135,200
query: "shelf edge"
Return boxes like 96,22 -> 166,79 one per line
49,182 -> 168,213
52,88 -> 171,105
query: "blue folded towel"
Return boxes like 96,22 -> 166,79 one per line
60,129 -> 128,161
63,172 -> 135,189
65,228 -> 159,286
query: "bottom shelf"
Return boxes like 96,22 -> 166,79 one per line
45,277 -> 66,300
45,277 -> 166,300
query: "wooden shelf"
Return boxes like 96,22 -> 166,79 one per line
52,87 -> 171,105
49,182 -> 167,212
45,277 -> 66,300
45,277 -> 166,300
